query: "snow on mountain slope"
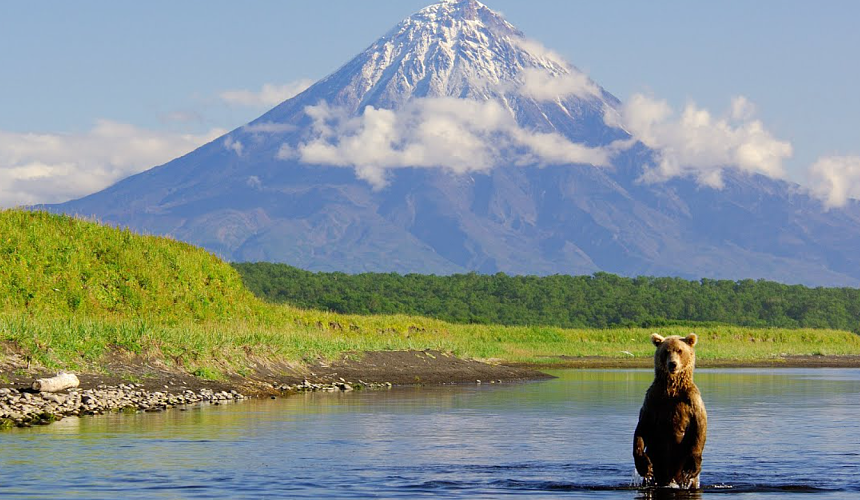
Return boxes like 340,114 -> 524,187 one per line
326,0 -> 603,108
257,0 -> 622,139
48,0 -> 860,286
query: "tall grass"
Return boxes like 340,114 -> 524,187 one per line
0,210 -> 259,322
3,209 -> 860,375
4,310 -> 860,372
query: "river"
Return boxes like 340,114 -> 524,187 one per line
1,368 -> 859,499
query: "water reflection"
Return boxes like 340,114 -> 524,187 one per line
0,369 -> 858,499
636,489 -> 702,500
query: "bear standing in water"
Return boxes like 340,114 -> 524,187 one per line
634,333 -> 707,489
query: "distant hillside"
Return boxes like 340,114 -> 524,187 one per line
233,262 -> 860,332
0,209 -> 259,322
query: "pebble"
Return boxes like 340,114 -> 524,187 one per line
0,383 -> 247,429
277,380 -> 393,393
1,375 -> 395,430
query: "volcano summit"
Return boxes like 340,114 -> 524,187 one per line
50,0 -> 860,286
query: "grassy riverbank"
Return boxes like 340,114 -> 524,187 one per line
4,311 -> 860,375
3,209 -> 860,383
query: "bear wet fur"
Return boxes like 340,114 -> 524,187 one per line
634,333 -> 707,488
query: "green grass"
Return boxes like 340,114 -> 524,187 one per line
121,374 -> 143,384
3,311 -> 859,373
0,209 -> 259,322
3,209 -> 860,376
191,366 -> 224,381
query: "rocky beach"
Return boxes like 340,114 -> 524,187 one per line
0,379 -> 406,429
0,349 -> 550,429
0,384 -> 246,428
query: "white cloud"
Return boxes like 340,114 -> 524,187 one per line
246,175 -> 262,189
159,110 -> 205,125
520,68 -> 601,101
509,37 -> 601,101
607,94 -> 793,188
511,37 -> 570,69
219,80 -> 314,108
293,98 -> 611,189
808,155 -> 860,208
730,95 -> 756,121
276,143 -> 297,161
0,120 -> 225,208
223,136 -> 244,156
242,122 -> 296,134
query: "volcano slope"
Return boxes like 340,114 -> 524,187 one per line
49,0 -> 860,286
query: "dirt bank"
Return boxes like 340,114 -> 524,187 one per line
4,345 -> 859,402
0,348 -> 551,428
304,350 -> 553,386
0,346 -> 551,397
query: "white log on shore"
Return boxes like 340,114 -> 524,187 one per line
32,373 -> 80,393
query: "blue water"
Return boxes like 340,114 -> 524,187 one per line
1,369 -> 859,499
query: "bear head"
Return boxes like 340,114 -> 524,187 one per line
651,333 -> 698,383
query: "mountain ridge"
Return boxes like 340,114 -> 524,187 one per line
46,0 -> 860,287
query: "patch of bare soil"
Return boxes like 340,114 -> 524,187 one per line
0,344 -> 550,396
0,344 -> 238,395
302,350 -> 553,386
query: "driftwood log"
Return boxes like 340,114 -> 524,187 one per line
32,373 -> 80,392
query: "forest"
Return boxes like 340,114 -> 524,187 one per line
232,263 -> 860,332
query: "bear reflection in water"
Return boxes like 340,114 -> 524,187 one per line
633,333 -> 708,490
636,487 -> 703,500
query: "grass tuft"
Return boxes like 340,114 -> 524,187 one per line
191,366 -> 223,381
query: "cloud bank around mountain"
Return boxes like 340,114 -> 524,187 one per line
605,94 -> 857,207
0,77 -> 315,208
808,155 -> 860,208
294,97 -> 612,189
4,74 -> 855,209
606,94 -> 794,189
0,121 -> 224,208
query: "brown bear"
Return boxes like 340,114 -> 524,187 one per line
633,333 -> 707,489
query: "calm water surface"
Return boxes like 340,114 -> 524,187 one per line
1,369 -> 859,499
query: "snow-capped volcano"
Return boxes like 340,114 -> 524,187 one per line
311,0 -> 608,109
256,0 -> 622,146
48,0 -> 860,286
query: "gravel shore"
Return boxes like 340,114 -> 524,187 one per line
0,384 -> 246,428
0,378 -> 404,429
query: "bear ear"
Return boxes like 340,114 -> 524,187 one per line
651,333 -> 665,346
683,333 -> 698,347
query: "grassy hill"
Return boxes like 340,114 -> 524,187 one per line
2,209 -> 860,378
1,210 -> 259,322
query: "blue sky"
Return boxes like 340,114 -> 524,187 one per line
2,0 -> 859,207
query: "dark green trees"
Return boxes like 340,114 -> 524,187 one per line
232,263 -> 860,332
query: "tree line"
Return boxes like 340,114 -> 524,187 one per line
232,263 -> 860,332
